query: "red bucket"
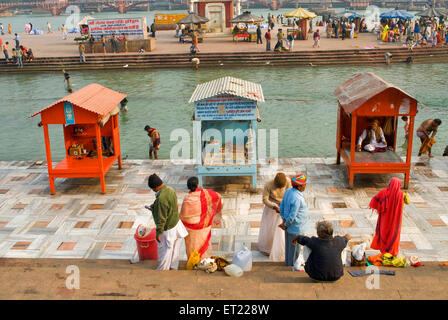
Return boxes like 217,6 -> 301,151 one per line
134,226 -> 158,261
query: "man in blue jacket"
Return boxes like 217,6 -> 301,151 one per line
279,174 -> 310,266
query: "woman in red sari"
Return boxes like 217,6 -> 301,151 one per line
369,177 -> 409,256
180,177 -> 222,259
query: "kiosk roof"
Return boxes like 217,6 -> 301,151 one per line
189,76 -> 264,103
334,72 -> 417,114
30,83 -> 127,118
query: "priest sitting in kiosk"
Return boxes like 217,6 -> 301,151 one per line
356,119 -> 388,153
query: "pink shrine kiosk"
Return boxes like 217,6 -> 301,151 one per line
334,72 -> 419,189
30,83 -> 127,194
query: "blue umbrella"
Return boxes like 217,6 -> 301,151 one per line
380,10 -> 414,19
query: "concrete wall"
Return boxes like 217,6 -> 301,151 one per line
83,38 -> 156,54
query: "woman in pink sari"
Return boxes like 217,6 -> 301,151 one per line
180,177 -> 223,259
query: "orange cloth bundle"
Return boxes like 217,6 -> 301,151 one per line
367,253 -> 383,266
420,137 -> 436,155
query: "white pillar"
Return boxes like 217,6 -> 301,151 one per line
236,0 -> 241,16
189,0 -> 195,13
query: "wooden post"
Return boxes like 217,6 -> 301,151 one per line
43,124 -> 55,195
111,114 -> 122,169
404,114 -> 415,189
393,116 -> 398,151
114,114 -> 122,169
349,114 -> 357,189
336,105 -> 341,164
95,124 -> 106,194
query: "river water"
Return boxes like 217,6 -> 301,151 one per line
1,63 -> 447,161
1,9 -> 447,161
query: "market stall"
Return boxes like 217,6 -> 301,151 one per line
30,84 -> 127,194
229,11 -> 264,42
334,72 -> 418,189
176,12 -> 209,43
284,7 -> 317,40
189,77 -> 264,189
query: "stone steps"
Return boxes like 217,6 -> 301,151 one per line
1,47 -> 448,73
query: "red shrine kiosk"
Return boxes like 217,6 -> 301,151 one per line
334,72 -> 419,189
30,83 -> 127,194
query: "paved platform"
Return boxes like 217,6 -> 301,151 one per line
1,259 -> 447,300
0,157 -> 448,262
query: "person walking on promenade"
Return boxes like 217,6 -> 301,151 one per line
122,33 -> 128,53
101,35 -> 107,55
180,176 -> 222,260
47,21 -> 52,33
2,41 -> 8,62
144,125 -> 161,160
287,32 -> 294,51
8,23 -> 11,34
151,22 -> 156,37
275,28 -> 285,51
14,33 -> 19,48
111,34 -> 119,53
292,221 -> 351,282
414,22 -> 420,43
341,22 -> 346,40
350,20 -> 355,39
0,23 -> 4,35
369,178 -> 409,257
256,24 -> 263,44
258,172 -> 291,262
16,46 -> 23,68
279,174 -> 310,267
79,43 -> 86,63
313,29 -> 320,48
416,119 -> 442,157
62,24 -> 67,40
147,174 -> 188,270
265,29 -> 271,51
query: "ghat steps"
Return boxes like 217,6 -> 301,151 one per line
1,47 -> 448,73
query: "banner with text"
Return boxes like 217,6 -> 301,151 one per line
88,17 -> 147,39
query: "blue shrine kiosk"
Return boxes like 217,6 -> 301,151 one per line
189,77 -> 264,189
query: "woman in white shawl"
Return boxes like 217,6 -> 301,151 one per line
258,172 -> 291,261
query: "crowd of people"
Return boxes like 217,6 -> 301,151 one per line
143,166 -> 412,283
1,32 -> 34,68
378,17 -> 448,49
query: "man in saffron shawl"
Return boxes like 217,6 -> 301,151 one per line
369,177 -> 410,256
180,177 -> 223,259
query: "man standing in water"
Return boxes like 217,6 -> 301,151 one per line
62,69 -> 72,93
417,119 -> 442,158
145,125 -> 161,160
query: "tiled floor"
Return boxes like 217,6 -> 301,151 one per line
0,157 -> 448,262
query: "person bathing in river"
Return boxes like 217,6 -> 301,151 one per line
416,119 -> 441,158
144,125 -> 161,160
357,119 -> 387,153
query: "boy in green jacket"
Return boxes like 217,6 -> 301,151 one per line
147,174 -> 188,270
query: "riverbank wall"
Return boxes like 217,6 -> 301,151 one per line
1,46 -> 448,73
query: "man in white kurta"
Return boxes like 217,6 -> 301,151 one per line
148,174 -> 188,270
357,121 -> 387,152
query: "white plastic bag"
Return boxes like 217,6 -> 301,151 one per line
224,264 -> 243,277
232,246 -> 252,271
352,243 -> 366,261
293,246 -> 310,271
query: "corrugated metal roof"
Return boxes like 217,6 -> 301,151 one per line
30,83 -> 127,118
188,76 -> 265,103
334,72 -> 417,114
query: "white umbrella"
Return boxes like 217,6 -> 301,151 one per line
78,15 -> 95,26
